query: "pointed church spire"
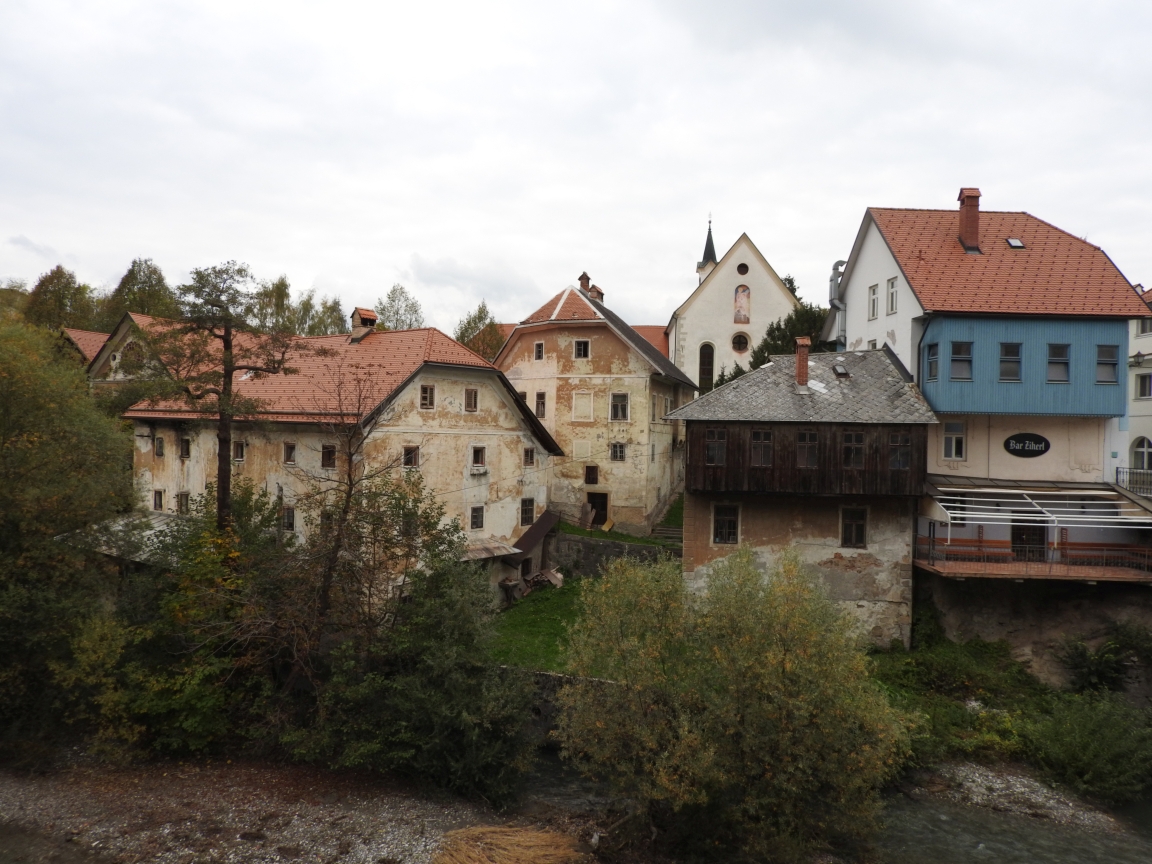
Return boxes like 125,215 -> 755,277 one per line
698,218 -> 717,269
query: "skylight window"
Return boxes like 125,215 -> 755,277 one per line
833,363 -> 849,379
1006,238 -> 1025,249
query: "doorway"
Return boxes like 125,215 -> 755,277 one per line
1011,522 -> 1046,562
587,493 -> 608,526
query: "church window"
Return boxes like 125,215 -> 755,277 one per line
736,263 -> 749,275
732,333 -> 749,353
699,343 -> 715,391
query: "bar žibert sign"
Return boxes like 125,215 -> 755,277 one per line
1004,433 -> 1050,458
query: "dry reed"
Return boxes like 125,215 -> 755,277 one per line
431,825 -> 587,864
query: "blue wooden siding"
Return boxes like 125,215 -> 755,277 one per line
919,317 -> 1128,416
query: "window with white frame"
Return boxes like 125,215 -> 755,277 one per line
610,393 -> 629,421
950,342 -> 973,380
1138,374 -> 1152,399
1047,344 -> 1070,383
1134,437 -> 1152,469
943,421 -> 966,460
1140,318 -> 1152,335
886,278 -> 897,315
535,392 -> 546,418
868,284 -> 879,320
472,446 -> 486,467
232,441 -> 245,462
999,343 -> 1022,381
283,442 -> 296,464
1097,345 -> 1119,383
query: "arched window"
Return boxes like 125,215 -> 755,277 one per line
699,343 -> 715,392
1133,437 -> 1152,470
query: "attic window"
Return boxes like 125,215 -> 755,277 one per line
833,363 -> 850,379
737,263 -> 749,275
1006,238 -> 1025,249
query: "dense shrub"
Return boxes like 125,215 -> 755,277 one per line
1024,693 -> 1152,804
1057,639 -> 1132,692
557,549 -> 909,862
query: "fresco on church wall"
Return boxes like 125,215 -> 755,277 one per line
734,284 -> 750,324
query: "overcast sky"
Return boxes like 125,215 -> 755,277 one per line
2,1 -> 1150,332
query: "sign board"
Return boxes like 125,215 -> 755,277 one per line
1004,433 -> 1050,458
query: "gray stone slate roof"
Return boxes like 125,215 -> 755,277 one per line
667,347 -> 938,425
583,293 -> 698,390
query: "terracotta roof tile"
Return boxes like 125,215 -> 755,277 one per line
632,325 -> 669,358
62,328 -> 109,362
870,208 -> 1149,317
521,288 -> 601,323
123,328 -> 493,422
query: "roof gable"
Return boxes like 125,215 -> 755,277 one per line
62,328 -> 110,363
868,208 -> 1149,317
670,232 -> 800,324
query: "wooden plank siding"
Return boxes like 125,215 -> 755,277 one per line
685,421 -> 928,496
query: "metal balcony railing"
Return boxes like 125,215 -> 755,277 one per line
1116,467 -> 1152,497
914,537 -> 1152,575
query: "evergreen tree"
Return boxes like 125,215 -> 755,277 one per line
374,284 -> 425,331
453,300 -> 505,361
749,301 -> 830,370
24,265 -> 97,330
97,258 -> 179,330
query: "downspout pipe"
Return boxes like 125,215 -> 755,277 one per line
828,260 -> 847,349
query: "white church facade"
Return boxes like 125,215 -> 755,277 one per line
664,225 -> 799,391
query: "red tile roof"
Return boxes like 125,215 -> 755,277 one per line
632,325 -> 669,357
870,208 -> 1149,317
522,288 -> 601,323
497,323 -> 516,340
124,328 -> 493,423
62,328 -> 109,362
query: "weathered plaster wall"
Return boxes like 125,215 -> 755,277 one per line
133,366 -> 551,562
682,492 -> 915,646
500,324 -> 685,535
928,414 -> 1106,482
546,532 -> 677,578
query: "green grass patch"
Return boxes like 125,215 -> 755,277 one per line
489,580 -> 583,672
659,494 -> 684,528
556,520 -> 673,548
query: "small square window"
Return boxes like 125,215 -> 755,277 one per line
1097,345 -> 1119,383
535,392 -> 546,418
751,429 -> 772,466
584,465 -> 599,485
154,436 -> 165,457
1048,344 -> 1070,383
282,507 -> 296,532
321,445 -> 337,469
950,342 -> 972,381
180,437 -> 191,459
523,447 -> 535,467
283,442 -> 296,464
842,507 -> 867,548
403,446 -> 420,468
705,428 -> 726,465
232,440 -> 245,462
420,385 -> 435,409
889,432 -> 911,469
797,429 -> 818,468
867,339 -> 877,350
999,343 -> 1022,381
534,342 -> 544,360
843,431 -> 865,469
176,492 -> 189,514
152,490 -> 164,511
520,497 -> 535,526
574,340 -> 590,359
472,446 -> 486,467
610,443 -> 626,461
943,422 -> 966,460
464,388 -> 478,412
925,343 -> 939,381
470,506 -> 484,530
610,393 -> 629,421
713,505 -> 738,544
1138,374 -> 1152,399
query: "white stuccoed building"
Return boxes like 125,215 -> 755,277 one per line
665,224 -> 799,392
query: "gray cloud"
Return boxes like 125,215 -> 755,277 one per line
9,235 -> 62,261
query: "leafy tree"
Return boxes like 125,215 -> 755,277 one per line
23,265 -> 98,330
248,276 -> 348,336
0,278 -> 28,323
96,258 -> 180,330
0,323 -> 133,759
453,300 -> 506,361
749,301 -> 830,370
781,273 -> 799,296
142,262 -> 314,530
557,549 -> 909,861
295,291 -> 347,336
374,284 -> 425,331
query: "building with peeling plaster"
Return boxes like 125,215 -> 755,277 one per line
665,224 -> 800,392
120,308 -> 563,581
496,276 -> 697,535
669,340 -> 938,646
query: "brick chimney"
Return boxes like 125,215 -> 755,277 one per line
795,336 -> 810,387
958,187 -> 981,252
350,307 -> 378,343
578,272 -> 590,292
